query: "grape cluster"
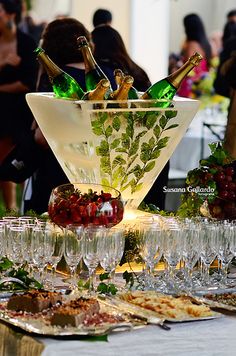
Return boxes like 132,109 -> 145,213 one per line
207,164 -> 236,219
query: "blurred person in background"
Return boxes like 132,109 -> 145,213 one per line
227,9 -> 236,23
177,13 -> 214,98
92,8 -> 112,28
19,0 -> 46,44
214,19 -> 236,98
92,25 -> 169,210
0,0 -> 37,210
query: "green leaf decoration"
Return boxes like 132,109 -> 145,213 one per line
112,155 -> 127,168
129,164 -> 142,177
135,130 -> 148,140
99,272 -> 110,281
110,138 -> 120,149
121,133 -> 131,150
159,115 -> 168,129
0,257 -> 13,272
150,148 -> 161,159
123,270 -> 134,288
96,140 -> 109,156
145,112 -> 158,129
156,136 -> 169,149
132,183 -> 143,193
101,178 -> 111,187
91,122 -> 103,136
105,125 -> 113,137
164,123 -> 179,131
148,137 -> 156,149
129,141 -> 139,156
153,125 -> 161,139
112,115 -> 121,131
98,112 -> 108,124
165,110 -> 177,119
144,161 -> 155,172
100,156 -> 111,174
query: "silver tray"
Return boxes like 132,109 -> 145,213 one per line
193,293 -> 236,312
0,298 -> 136,337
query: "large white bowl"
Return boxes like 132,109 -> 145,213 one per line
26,94 -> 199,210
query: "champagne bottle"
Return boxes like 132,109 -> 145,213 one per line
82,79 -> 110,100
141,52 -> 203,107
77,36 -> 112,97
113,69 -> 139,99
35,47 -> 84,100
114,69 -> 124,89
112,75 -> 134,100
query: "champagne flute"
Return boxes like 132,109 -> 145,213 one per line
65,224 -> 84,290
82,225 -> 106,293
99,226 -> 125,283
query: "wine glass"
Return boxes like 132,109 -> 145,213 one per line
138,222 -> 164,289
7,225 -> 26,267
182,225 -> 201,291
163,226 -> 182,293
45,228 -> 65,289
199,224 -> 219,287
82,225 -> 107,293
99,226 -> 125,283
64,224 -> 84,290
218,223 -> 234,287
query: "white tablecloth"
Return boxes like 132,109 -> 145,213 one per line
39,313 -> 236,356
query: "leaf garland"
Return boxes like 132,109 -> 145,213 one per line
91,109 -> 178,194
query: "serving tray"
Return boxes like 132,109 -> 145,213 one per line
0,297 -> 139,337
116,291 -> 223,322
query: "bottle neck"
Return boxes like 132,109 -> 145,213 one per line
80,45 -> 96,72
113,77 -> 133,100
88,79 -> 110,100
167,59 -> 197,89
37,52 -> 62,80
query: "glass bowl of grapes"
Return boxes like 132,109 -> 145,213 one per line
48,183 -> 124,227
178,142 -> 236,220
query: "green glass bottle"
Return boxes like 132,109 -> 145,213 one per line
77,36 -> 112,98
141,52 -> 203,107
35,47 -> 84,100
82,79 -> 110,100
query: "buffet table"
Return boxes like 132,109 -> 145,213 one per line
39,314 -> 236,356
0,311 -> 235,356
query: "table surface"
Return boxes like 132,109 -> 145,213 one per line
36,312 -> 236,356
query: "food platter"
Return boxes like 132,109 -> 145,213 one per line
193,290 -> 236,312
116,291 -> 222,322
0,289 -> 224,337
0,297 -> 136,337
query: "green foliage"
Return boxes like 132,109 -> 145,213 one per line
92,109 -> 178,194
96,273 -> 118,295
0,259 -> 42,291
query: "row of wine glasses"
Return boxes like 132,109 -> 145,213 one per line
0,217 -> 125,292
66,224 -> 125,292
134,215 -> 236,293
